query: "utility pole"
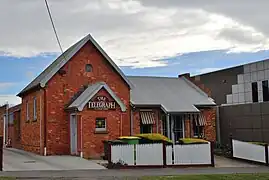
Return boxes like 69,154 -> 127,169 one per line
3,101 -> 8,146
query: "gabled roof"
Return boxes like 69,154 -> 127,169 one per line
17,34 -> 132,96
128,76 -> 215,113
67,82 -> 127,112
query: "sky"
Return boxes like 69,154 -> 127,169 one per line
1,0 -> 269,106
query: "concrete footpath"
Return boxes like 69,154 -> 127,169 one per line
4,148 -> 105,171
1,167 -> 269,179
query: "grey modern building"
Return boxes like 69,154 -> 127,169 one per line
192,59 -> 269,146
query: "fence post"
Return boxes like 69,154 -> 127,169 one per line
230,136 -> 234,158
108,143 -> 112,164
265,144 -> 268,166
0,136 -> 3,171
163,142 -> 167,168
210,141 -> 215,167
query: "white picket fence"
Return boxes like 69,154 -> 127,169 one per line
167,143 -> 211,165
232,139 -> 268,164
110,142 -> 213,167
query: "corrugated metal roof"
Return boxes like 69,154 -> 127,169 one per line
17,34 -> 132,96
128,76 -> 215,113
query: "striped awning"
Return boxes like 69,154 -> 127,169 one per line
190,114 -> 206,126
140,111 -> 155,125
198,114 -> 207,126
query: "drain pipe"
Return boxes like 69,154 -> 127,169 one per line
80,112 -> 83,158
39,94 -> 43,155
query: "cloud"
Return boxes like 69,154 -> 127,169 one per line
0,83 -> 15,92
1,0 -> 269,68
0,95 -> 21,106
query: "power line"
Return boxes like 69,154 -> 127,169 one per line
44,0 -> 64,54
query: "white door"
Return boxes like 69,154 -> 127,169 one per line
70,115 -> 78,155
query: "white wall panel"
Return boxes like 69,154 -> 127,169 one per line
258,71 -> 265,81
226,94 -> 233,104
251,72 -> 258,81
232,85 -> 239,94
257,62 -> 264,71
238,84 -> 244,93
166,146 -> 173,165
265,70 -> 269,79
265,60 -> 269,69
258,91 -> 263,102
245,92 -> 252,103
239,93 -> 245,103
244,64 -> 251,73
244,73 -> 251,83
111,145 -> 135,165
258,81 -> 263,91
237,74 -> 244,84
233,139 -> 266,163
244,83 -> 252,92
136,144 -> 163,165
251,63 -> 257,72
233,94 -> 239,104
173,144 -> 211,165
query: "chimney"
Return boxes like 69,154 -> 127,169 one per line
178,73 -> 190,79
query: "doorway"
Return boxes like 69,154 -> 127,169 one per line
70,114 -> 78,155
172,115 -> 184,143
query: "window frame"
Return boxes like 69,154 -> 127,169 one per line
140,124 -> 153,134
85,64 -> 93,72
262,80 -> 269,102
26,101 -> 29,122
95,117 -> 107,132
33,97 -> 37,121
252,82 -> 258,103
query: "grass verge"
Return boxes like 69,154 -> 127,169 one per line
140,173 -> 269,180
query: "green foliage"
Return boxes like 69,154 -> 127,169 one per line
135,133 -> 173,144
179,138 -> 209,144
248,142 -> 267,146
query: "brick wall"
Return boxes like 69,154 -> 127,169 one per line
44,41 -> 130,156
184,109 -> 216,142
201,108 -> 216,142
20,90 -> 44,155
77,88 -> 128,159
0,105 -> 7,138
132,108 -> 162,135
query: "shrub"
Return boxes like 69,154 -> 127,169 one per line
178,138 -> 209,144
117,136 -> 141,140
248,142 -> 267,146
135,133 -> 173,144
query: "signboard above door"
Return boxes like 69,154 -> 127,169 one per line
88,96 -> 116,110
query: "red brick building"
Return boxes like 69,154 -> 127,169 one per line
3,34 -> 216,159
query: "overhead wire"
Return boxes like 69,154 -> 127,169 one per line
44,0 -> 64,54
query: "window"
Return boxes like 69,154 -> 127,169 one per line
262,80 -> 269,102
95,118 -> 106,131
26,101 -> 29,121
140,124 -> 152,134
193,121 -> 204,138
9,113 -> 14,125
85,64 -> 93,72
33,97 -> 37,121
252,82 -> 258,102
